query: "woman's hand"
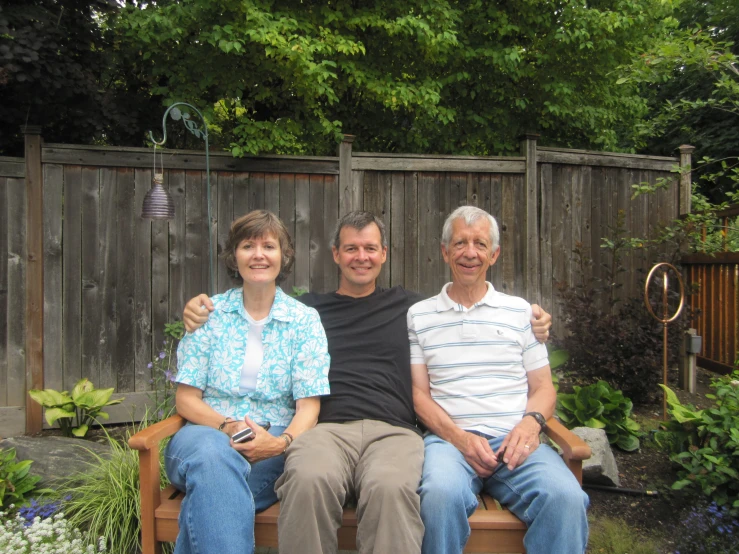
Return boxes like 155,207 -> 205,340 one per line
231,416 -> 285,463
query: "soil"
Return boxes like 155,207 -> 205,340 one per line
584,367 -> 717,553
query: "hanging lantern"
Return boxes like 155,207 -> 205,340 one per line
141,173 -> 174,219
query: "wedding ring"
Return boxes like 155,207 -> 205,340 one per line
524,444 -> 530,449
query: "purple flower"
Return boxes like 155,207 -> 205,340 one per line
159,352 -> 166,359
147,362 -> 153,369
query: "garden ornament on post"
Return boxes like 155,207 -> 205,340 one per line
644,262 -> 685,420
143,102 -> 214,295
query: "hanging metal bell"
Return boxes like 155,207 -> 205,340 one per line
141,173 -> 175,220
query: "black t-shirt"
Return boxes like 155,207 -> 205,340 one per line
299,286 -> 424,434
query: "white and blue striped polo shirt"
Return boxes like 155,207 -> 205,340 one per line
408,282 -> 549,438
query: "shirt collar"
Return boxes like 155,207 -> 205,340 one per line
436,281 -> 500,312
220,286 -> 294,323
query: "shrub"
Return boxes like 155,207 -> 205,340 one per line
557,380 -> 641,451
554,215 -> 688,404
0,448 -> 44,509
657,373 -> 739,513
0,508 -> 106,554
56,422 -> 169,554
28,378 -> 123,437
672,501 -> 739,554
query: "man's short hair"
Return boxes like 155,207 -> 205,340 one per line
223,210 -> 295,284
332,211 -> 387,250
441,206 -> 500,251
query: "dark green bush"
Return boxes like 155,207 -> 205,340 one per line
657,372 -> 739,513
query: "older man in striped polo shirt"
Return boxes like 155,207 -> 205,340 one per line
408,206 -> 589,554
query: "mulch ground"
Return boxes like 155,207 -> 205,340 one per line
585,367 -> 717,553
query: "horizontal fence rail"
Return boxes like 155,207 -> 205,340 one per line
1,136 -> 685,436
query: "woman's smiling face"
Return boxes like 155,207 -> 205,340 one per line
235,233 -> 282,286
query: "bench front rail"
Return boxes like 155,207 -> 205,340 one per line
129,416 -> 590,554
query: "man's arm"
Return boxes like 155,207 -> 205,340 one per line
411,363 -> 499,477
530,304 -> 552,343
498,365 -> 556,470
183,293 -> 214,332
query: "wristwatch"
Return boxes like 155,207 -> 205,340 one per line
523,412 -> 547,431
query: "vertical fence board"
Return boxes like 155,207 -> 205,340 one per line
309,175 -> 325,293
418,173 -> 441,296
499,174 -> 516,296
184,171 -> 206,304
580,166 -> 593,286
134,168 -> 152,392
99,168 -> 119,390
81,167 -> 101,385
404,172 -> 419,292
617,168 -> 633,298
323,175 -> 339,293
115,168 -> 135,393
0,179 -> 7,405
489,175 -> 503,292
265,173 -> 280,216
539,164 -> 553,320
42,165 -> 63,393
279,174 -> 296,294
294,175 -> 311,292
513,174 -> 526,299
571,167 -> 584,288
6,177 -> 26,405
233,173 -> 249,218
168,170 -> 186,329
62,166 -> 82,391
249,173 -> 265,212
390,172 -> 406,287
216,172 -> 234,295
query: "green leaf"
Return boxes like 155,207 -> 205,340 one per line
584,418 -> 606,429
28,389 -> 70,407
616,434 -> 640,452
72,424 -> 89,437
71,378 -> 94,401
45,407 -> 75,426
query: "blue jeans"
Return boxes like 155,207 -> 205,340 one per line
164,423 -> 286,554
419,433 -> 589,554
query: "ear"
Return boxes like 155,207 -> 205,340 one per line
380,245 -> 388,263
490,246 -> 501,265
332,245 -> 340,265
441,243 -> 450,264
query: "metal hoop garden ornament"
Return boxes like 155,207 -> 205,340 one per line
644,262 -> 685,420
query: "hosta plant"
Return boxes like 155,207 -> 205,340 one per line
28,378 -> 123,437
0,448 -> 43,509
556,380 -> 641,451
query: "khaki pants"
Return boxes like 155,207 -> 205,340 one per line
275,420 -> 425,554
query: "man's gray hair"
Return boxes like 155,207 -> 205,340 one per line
332,211 -> 387,250
441,206 -> 500,250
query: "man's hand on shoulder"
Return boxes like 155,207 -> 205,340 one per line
453,431 -> 499,478
183,294 -> 214,333
530,304 -> 552,344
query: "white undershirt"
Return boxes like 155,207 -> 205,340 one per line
240,312 -> 268,394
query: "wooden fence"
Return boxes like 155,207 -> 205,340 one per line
1,130 -> 687,436
683,204 -> 739,374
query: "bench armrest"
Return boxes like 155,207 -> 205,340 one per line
543,418 -> 591,485
128,414 -> 187,451
129,414 -> 186,554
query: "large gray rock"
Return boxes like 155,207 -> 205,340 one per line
571,427 -> 620,487
0,436 -> 111,488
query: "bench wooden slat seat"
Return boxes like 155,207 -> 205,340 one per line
130,415 -> 590,554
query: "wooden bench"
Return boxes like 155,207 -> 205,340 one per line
129,415 -> 590,554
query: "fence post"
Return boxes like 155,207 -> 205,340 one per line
338,134 -> 357,216
520,133 -> 541,304
23,125 -> 44,435
678,144 -> 695,216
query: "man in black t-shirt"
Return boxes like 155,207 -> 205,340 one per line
183,211 -> 552,554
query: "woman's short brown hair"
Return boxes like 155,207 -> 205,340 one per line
223,210 -> 295,285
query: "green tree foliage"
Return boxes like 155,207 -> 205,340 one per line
620,0 -> 739,201
115,0 -> 677,156
0,0 -> 163,156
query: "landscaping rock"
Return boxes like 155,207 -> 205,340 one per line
572,427 -> 620,487
0,436 -> 111,488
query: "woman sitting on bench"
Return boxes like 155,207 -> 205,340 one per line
166,210 -> 331,554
